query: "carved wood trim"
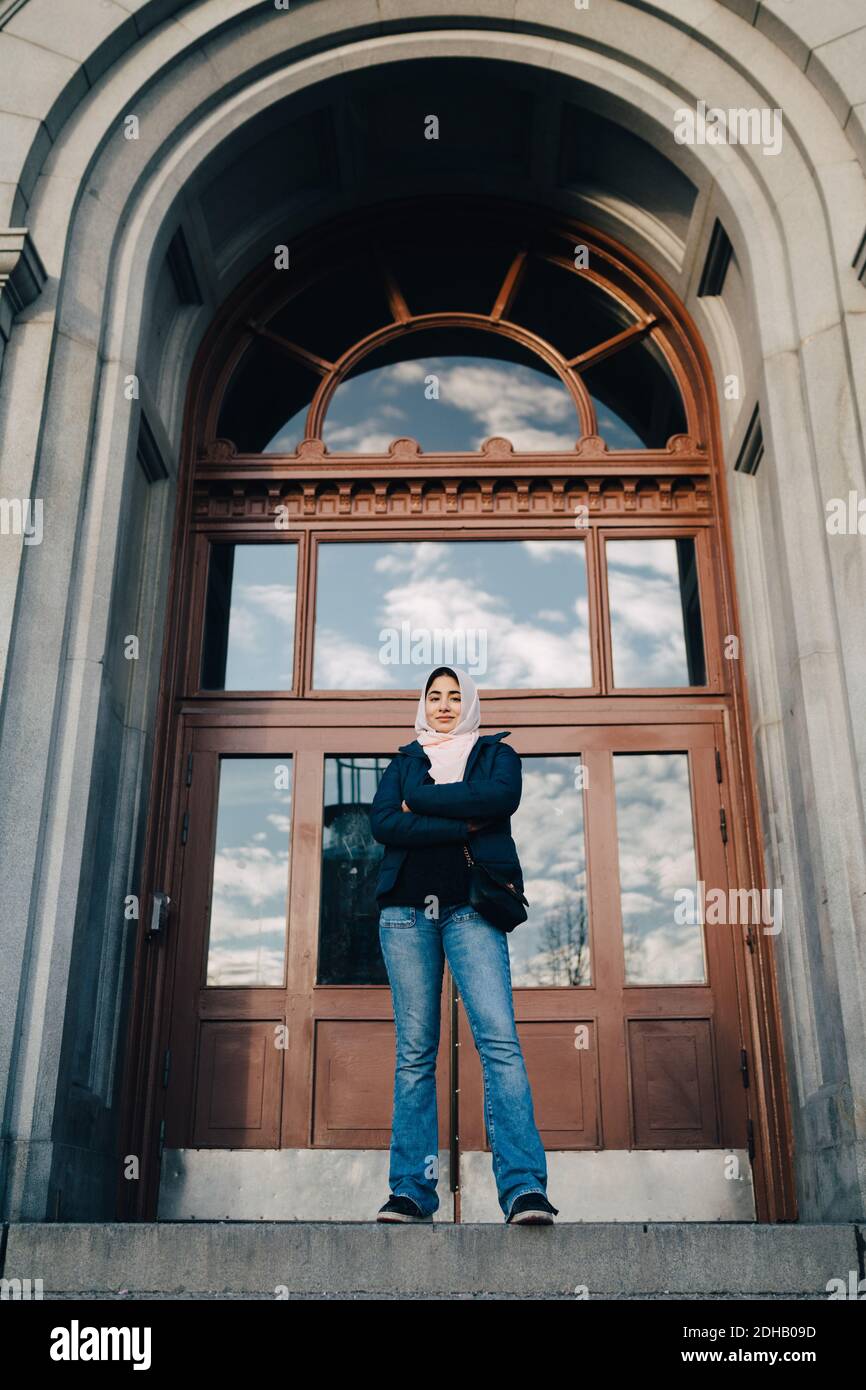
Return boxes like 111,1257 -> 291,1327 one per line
191,471 -> 714,521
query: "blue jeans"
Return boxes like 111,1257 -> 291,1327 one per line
378,900 -> 550,1220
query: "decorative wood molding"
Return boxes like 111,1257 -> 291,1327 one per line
574,434 -> 608,456
192,472 -> 713,521
389,437 -> 421,458
480,436 -> 514,457
666,432 -> 702,453
198,437 -> 238,462
196,432 -> 708,473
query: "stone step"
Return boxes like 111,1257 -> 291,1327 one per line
2,1222 -> 863,1298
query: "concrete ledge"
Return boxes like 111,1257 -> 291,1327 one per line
1,1222 -> 862,1297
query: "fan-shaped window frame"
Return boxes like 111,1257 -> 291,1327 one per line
204,201 -> 701,457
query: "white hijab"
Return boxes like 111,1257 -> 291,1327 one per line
414,666 -> 481,783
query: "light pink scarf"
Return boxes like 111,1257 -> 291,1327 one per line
414,667 -> 481,783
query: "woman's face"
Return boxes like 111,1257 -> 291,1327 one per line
425,674 -> 462,732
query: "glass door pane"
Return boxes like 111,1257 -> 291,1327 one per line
318,755 -> 388,985
612,751 -> 707,984
509,755 -> 590,986
204,756 -> 293,986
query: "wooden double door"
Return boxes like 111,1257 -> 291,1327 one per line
161,712 -> 752,1201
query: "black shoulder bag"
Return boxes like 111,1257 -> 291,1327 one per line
462,844 -> 529,933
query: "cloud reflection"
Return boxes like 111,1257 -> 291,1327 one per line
606,539 -> 698,687
509,758 -> 591,986
613,752 -> 706,983
205,759 -> 292,987
314,539 -> 592,688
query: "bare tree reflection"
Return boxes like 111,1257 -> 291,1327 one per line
525,893 -> 590,985
621,928 -> 643,981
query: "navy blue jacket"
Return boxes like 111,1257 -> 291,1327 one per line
369,731 -> 525,901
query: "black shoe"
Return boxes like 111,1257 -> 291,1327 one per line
506,1193 -> 559,1224
376,1194 -> 433,1223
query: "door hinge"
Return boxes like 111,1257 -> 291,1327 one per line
740,1047 -> 750,1089
715,748 -> 723,783
162,1048 -> 171,1088
157,1118 -> 166,1163
185,751 -> 194,786
746,1117 -> 755,1162
180,810 -> 189,845
720,806 -> 728,844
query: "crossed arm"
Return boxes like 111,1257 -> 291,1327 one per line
370,745 -> 523,847
369,756 -> 470,847
404,743 -> 522,820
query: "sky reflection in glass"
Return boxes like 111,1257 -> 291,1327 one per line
202,543 -> 297,690
613,752 -> 706,984
205,757 -> 292,987
263,355 -> 645,452
606,538 -> 703,687
313,539 -> 591,689
508,756 -> 591,987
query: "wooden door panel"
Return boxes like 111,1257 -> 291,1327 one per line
688,741 -> 746,1145
311,1016 -> 452,1148
458,1013 -> 600,1150
520,1020 -> 600,1149
313,1019 -> 397,1147
166,730 -> 296,1148
628,1018 -> 719,1147
164,733 -> 219,1146
192,1020 -> 283,1147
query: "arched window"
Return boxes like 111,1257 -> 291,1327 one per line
213,209 -> 689,455
319,333 -> 580,455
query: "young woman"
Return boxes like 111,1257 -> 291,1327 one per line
369,664 -> 559,1225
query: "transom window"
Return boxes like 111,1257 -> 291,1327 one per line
196,530 -> 712,695
215,211 -> 688,455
